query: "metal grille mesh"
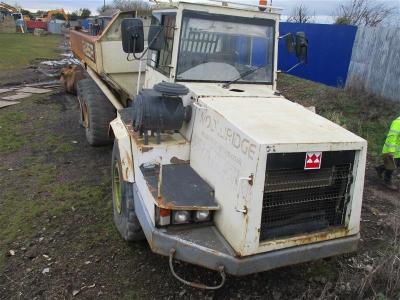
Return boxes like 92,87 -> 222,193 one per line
260,164 -> 353,241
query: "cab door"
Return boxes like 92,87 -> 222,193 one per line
145,12 -> 177,88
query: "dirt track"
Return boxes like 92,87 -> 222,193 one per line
0,59 -> 399,299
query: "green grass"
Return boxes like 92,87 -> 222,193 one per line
0,33 -> 61,70
32,132 -> 78,154
0,96 -> 113,263
0,111 -> 28,153
278,74 -> 400,159
0,158 -> 112,245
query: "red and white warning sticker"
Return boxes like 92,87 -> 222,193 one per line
304,152 -> 322,170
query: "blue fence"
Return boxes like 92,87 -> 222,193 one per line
278,22 -> 357,87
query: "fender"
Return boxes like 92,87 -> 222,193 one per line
110,116 -> 135,183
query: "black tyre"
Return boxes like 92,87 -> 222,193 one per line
111,141 -> 144,241
76,78 -> 115,146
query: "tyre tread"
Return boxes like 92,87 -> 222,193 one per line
77,78 -> 116,146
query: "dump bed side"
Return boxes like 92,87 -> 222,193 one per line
70,11 -> 150,99
70,30 -> 99,72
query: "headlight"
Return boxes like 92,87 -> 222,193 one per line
194,210 -> 211,222
172,210 -> 191,224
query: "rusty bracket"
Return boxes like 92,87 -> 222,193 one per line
168,249 -> 226,290
235,205 -> 248,214
235,175 -> 253,214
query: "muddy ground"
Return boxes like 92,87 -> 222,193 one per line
0,52 -> 399,300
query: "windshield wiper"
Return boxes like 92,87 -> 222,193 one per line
222,64 -> 266,89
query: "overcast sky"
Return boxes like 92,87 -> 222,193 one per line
4,0 -> 400,23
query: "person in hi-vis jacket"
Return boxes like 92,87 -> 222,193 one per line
376,116 -> 400,190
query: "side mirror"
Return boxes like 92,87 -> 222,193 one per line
148,25 -> 165,51
284,34 -> 295,53
295,32 -> 308,64
121,18 -> 144,54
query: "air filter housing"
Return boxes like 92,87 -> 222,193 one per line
131,83 -> 190,144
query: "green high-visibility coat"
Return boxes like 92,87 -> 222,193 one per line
382,116 -> 400,158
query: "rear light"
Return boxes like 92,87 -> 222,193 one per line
156,208 -> 171,226
159,208 -> 170,217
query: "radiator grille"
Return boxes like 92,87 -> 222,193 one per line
260,152 -> 355,241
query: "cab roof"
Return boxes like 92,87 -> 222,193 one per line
152,0 -> 282,16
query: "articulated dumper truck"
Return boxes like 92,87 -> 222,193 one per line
70,0 -> 367,289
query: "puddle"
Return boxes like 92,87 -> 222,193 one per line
41,58 -> 80,66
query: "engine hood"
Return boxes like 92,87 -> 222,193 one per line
189,95 -> 367,256
197,96 -> 365,146
183,82 -> 277,98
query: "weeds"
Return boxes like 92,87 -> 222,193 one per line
278,74 -> 400,160
358,210 -> 400,299
0,111 -> 27,153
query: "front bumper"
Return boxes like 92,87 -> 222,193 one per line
134,184 -> 359,276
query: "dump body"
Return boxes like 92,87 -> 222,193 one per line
70,11 -> 150,103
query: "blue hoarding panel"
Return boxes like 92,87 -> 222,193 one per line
236,37 -> 268,67
81,19 -> 90,30
252,38 -> 268,67
278,22 -> 357,87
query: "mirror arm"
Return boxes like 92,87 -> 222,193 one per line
278,33 -> 291,39
126,37 -> 143,61
284,62 -> 303,73
126,25 -> 167,61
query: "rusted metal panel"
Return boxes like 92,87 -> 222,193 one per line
70,30 -> 98,68
141,163 -> 219,210
82,39 -> 96,62
110,117 -> 135,183
119,107 -> 191,166
119,106 -> 192,223
69,11 -> 149,99
257,227 -> 351,253
133,183 -> 360,275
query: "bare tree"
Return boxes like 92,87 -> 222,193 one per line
334,0 -> 395,26
287,4 -> 314,23
98,0 -> 151,15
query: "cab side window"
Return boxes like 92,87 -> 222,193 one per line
148,13 -> 176,76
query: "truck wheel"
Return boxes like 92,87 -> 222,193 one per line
112,141 -> 144,241
76,79 -> 115,146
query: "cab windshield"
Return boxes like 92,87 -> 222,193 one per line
176,11 -> 275,84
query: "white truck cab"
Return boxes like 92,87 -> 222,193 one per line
78,1 -> 367,289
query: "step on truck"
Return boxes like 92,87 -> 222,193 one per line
70,0 -> 367,289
